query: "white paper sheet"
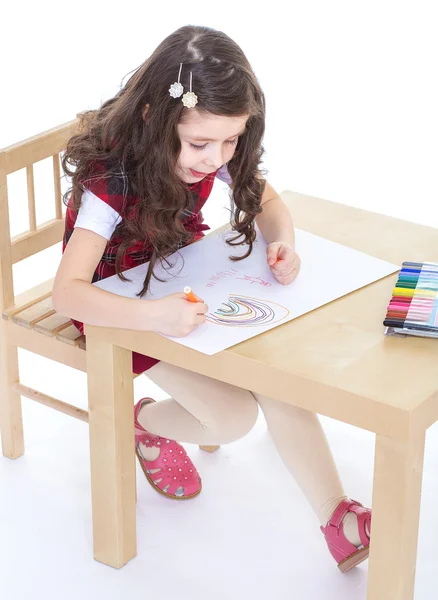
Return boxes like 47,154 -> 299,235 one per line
94,228 -> 399,355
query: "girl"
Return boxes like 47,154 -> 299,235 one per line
53,25 -> 371,572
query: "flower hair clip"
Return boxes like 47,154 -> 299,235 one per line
168,64 -> 198,108
169,63 -> 184,98
182,71 -> 198,109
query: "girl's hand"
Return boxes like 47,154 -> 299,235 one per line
149,293 -> 208,337
266,242 -> 301,285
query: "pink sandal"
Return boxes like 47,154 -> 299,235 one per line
134,398 -> 202,500
320,498 -> 371,573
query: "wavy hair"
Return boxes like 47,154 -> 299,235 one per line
62,25 -> 266,296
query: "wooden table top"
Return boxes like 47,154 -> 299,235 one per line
86,191 -> 438,438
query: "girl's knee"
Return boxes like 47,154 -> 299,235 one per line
210,391 -> 259,443
234,393 -> 259,437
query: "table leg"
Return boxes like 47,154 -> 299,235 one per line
199,445 -> 220,453
367,429 -> 426,600
86,336 -> 136,568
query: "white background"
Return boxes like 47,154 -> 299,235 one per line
1,2 -> 437,599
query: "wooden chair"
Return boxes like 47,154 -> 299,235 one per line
0,121 -> 218,482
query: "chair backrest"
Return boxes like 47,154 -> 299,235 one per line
0,119 -> 78,312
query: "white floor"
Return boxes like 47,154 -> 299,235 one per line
2,3 -> 438,599
2,351 -> 438,600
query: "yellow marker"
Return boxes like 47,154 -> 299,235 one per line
393,287 -> 435,297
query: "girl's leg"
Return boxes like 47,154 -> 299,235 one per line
254,393 -> 364,546
138,361 -> 259,455
135,363 -> 258,499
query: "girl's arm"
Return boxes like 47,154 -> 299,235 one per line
52,227 -> 157,329
52,228 -> 207,336
255,179 -> 301,285
225,176 -> 299,283
255,180 -> 295,247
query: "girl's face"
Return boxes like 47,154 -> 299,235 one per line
176,110 -> 248,183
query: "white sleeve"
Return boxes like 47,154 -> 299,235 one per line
74,189 -> 122,240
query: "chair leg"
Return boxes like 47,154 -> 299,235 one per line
199,445 -> 220,453
0,332 -> 24,459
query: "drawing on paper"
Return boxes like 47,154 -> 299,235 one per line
206,294 -> 290,327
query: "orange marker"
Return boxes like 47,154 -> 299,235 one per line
184,286 -> 198,303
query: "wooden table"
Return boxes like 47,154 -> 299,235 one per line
85,191 -> 438,600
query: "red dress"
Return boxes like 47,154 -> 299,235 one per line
62,162 -> 218,373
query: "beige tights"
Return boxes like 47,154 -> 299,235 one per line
137,361 -> 362,546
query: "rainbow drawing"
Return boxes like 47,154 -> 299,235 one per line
206,294 -> 290,328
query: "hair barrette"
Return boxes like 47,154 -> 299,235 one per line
181,71 -> 198,108
169,63 -> 184,98
169,64 -> 198,108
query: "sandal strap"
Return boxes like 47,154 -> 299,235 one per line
352,506 -> 371,547
327,499 -> 360,528
136,430 -> 162,446
321,498 -> 372,566
134,397 -> 162,446
328,499 -> 371,548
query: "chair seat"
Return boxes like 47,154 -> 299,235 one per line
2,278 -> 85,349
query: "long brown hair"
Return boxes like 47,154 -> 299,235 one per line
62,25 -> 266,296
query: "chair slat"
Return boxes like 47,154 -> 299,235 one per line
34,312 -> 72,336
2,279 -> 54,320
56,324 -> 84,346
11,218 -> 64,264
12,383 -> 89,423
0,120 -> 77,175
12,297 -> 55,328
53,154 -> 63,219
26,164 -> 37,231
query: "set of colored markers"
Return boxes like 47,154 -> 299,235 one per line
383,261 -> 438,338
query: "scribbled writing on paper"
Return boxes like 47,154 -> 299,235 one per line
206,268 -> 271,288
